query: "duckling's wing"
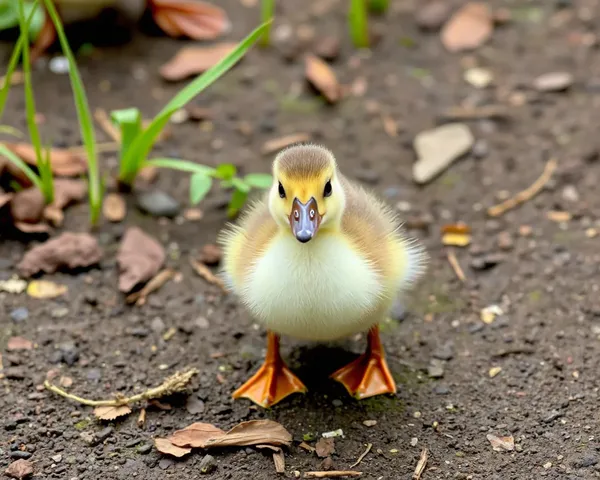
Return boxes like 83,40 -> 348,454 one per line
340,176 -> 426,293
217,196 -> 278,291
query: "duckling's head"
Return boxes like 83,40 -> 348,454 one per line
268,144 -> 346,243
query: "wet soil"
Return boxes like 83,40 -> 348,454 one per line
2,1 -> 600,479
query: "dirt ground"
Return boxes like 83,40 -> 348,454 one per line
2,0 -> 600,478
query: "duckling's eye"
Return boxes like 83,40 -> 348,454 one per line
323,180 -> 332,198
278,182 -> 286,199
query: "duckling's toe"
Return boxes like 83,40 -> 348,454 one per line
331,325 -> 397,399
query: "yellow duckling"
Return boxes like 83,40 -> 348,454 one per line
218,144 -> 427,408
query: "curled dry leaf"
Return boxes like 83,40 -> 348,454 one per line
155,438 -> 192,458
3,142 -> 87,176
17,232 -> 102,277
14,222 -> 51,235
10,187 -> 45,224
205,419 -> 293,448
170,422 -> 226,448
27,280 -> 68,299
5,459 -> 34,479
152,0 -> 231,40
103,193 -> 126,222
441,2 -> 493,52
52,179 -> 87,209
7,336 -> 34,351
160,43 -> 238,81
305,54 -> 341,103
117,227 -> 165,293
261,133 -> 311,155
315,437 -> 335,458
486,433 -> 514,452
94,405 -> 132,421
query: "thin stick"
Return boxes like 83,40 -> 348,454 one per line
126,268 -> 176,306
446,250 -> 466,283
304,472 -> 362,479
44,368 -> 198,407
412,448 -> 428,480
350,443 -> 372,468
137,408 -> 146,428
487,158 -> 557,217
190,258 -> 228,293
94,108 -> 121,142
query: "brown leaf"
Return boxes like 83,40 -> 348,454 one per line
5,459 -> 34,479
152,0 -> 231,40
440,2 -> 493,52
103,193 -> 127,222
10,187 -> 45,223
3,142 -> 87,176
261,133 -> 311,155
7,336 -> 34,351
94,405 -> 132,420
170,422 -> 226,448
305,54 -> 341,103
117,227 -> 165,292
52,179 -> 87,210
160,43 -> 238,81
17,232 -> 102,277
205,419 -> 292,448
486,433 -> 514,452
315,437 -> 335,458
190,258 -> 227,293
441,222 -> 471,234
198,244 -> 222,265
154,437 -> 192,458
14,222 -> 51,234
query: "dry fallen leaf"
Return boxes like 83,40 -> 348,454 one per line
117,227 -> 165,293
5,459 -> 34,479
315,437 -> 335,458
17,232 -> 102,277
103,193 -> 127,222
27,280 -> 68,299
52,179 -> 87,209
155,437 -> 192,458
3,143 -> 87,176
486,433 -> 514,452
7,336 -> 34,351
10,187 -> 45,224
152,0 -> 231,40
442,232 -> 471,247
94,405 -> 132,421
261,133 -> 311,155
205,419 -> 293,448
488,366 -> 502,378
305,54 -> 341,103
441,2 -> 493,52
170,422 -> 226,448
160,43 -> 238,81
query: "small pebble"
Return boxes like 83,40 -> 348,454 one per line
51,307 -> 69,318
415,0 -> 451,30
533,72 -> 573,92
332,399 -> 343,407
159,458 -> 174,470
428,362 -> 445,378
49,56 -> 69,74
199,454 -> 217,474
363,420 -> 377,427
497,231 -> 514,250
10,451 -> 32,459
137,444 -> 152,455
136,190 -> 181,218
410,437 -> 418,446
10,307 -> 28,323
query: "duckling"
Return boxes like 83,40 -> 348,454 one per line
30,0 -> 229,61
218,144 -> 427,408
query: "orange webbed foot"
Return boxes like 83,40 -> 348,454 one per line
232,332 -> 307,408
331,325 -> 397,399
149,0 -> 230,40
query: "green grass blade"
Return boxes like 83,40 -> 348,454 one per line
0,125 -> 24,137
231,177 -> 250,193
38,145 -> 54,203
227,188 -> 248,218
43,0 -> 100,224
189,173 -> 212,204
244,173 -> 273,189
0,143 -> 43,192
368,0 -> 388,13
260,0 -> 275,46
144,158 -> 215,176
111,108 -> 142,178
0,36 -> 24,120
120,20 -> 272,185
348,0 -> 369,48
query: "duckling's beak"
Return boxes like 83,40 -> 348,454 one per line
290,197 -> 321,243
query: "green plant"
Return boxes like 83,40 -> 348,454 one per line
348,0 -> 369,48
368,0 -> 388,14
42,0 -> 103,226
260,0 -> 275,46
0,0 -> 44,39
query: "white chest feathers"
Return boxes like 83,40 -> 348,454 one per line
240,233 -> 385,341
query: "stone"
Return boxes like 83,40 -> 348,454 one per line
415,0 -> 451,30
58,342 -> 79,366
432,342 -> 454,361
10,307 -> 28,323
199,454 -> 217,474
137,444 -> 152,455
94,427 -> 113,444
185,396 -> 205,415
572,455 -> 598,468
428,361 -> 445,378
136,190 -> 180,218
413,123 -> 474,184
533,72 -> 574,92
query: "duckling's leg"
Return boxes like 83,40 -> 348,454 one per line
331,325 -> 397,399
149,0 -> 230,40
232,331 -> 307,408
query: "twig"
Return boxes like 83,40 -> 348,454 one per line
190,258 -> 228,293
44,368 -> 198,407
304,472 -> 362,478
350,443 -> 372,468
126,268 -> 176,306
446,249 -> 466,283
94,108 -> 121,142
438,104 -> 510,122
137,408 -> 146,428
412,448 -> 428,480
487,158 -> 558,217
